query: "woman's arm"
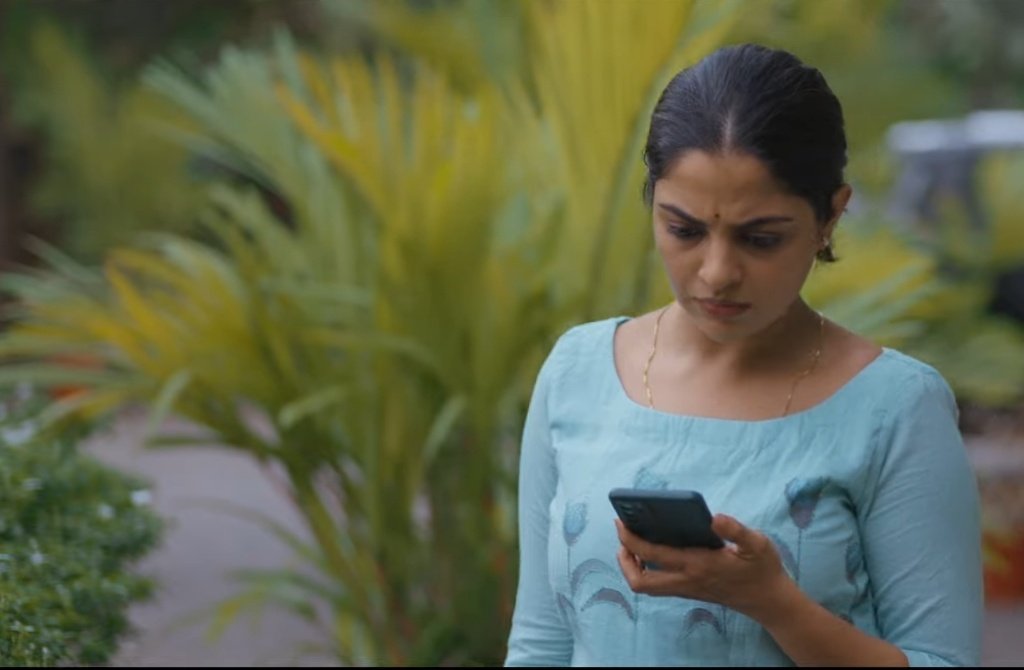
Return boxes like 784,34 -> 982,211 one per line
734,363 -> 985,668
850,369 -> 983,666
760,369 -> 983,667
504,339 -> 574,667
755,578 -> 908,666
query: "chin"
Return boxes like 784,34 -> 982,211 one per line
697,323 -> 750,344
684,307 -> 750,338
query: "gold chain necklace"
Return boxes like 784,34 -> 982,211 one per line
642,304 -> 826,416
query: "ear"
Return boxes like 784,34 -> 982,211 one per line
821,183 -> 852,244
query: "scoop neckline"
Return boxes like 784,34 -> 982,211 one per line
606,315 -> 892,426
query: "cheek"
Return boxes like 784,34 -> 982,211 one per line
655,235 -> 696,280
751,252 -> 815,300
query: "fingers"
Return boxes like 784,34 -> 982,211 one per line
615,520 -> 678,594
614,518 -> 657,556
711,513 -> 747,543
711,514 -> 767,557
617,544 -> 643,582
615,519 -> 684,569
617,545 -> 675,595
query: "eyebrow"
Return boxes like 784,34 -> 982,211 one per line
657,203 -> 794,229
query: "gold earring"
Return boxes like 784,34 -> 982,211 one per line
812,241 -> 828,270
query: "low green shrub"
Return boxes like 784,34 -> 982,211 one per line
0,391 -> 163,666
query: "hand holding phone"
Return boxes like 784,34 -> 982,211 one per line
609,487 -> 724,550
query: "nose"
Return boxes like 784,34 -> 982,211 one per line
697,238 -> 742,294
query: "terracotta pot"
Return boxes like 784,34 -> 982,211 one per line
972,439 -> 1024,602
47,352 -> 104,400
984,526 -> 1024,601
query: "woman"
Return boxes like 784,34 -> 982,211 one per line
504,44 -> 982,666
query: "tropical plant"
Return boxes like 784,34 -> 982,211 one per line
0,2 -> 741,663
4,22 -> 204,264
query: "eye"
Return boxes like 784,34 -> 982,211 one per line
744,234 -> 782,249
667,224 -> 704,241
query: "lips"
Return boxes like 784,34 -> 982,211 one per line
696,298 -> 751,319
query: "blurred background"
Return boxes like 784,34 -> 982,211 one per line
1,0 -> 1023,666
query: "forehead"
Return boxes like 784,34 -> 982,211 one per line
654,150 -> 810,219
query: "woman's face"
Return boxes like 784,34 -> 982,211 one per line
652,150 -> 848,343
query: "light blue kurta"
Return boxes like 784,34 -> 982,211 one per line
505,317 -> 983,667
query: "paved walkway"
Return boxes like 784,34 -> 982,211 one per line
85,408 -> 1024,666
84,408 -> 332,667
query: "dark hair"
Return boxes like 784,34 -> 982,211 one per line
642,44 -> 847,262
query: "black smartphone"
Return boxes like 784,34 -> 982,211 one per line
608,488 -> 724,550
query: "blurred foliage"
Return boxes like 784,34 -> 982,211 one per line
0,0 -> 332,79
0,3 -> 741,663
0,389 -> 163,667
897,0 -> 1024,108
3,22 -> 204,264
321,0 -> 533,93
980,154 -> 1024,271
804,214 -> 1024,407
0,0 -> 335,264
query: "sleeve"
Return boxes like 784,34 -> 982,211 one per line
504,336 -> 574,667
857,368 -> 984,667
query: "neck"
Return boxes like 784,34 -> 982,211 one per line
661,299 -> 823,375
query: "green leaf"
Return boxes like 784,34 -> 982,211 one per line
143,434 -> 224,449
143,368 -> 194,444
205,588 -> 270,643
307,330 -> 446,381
278,386 -> 350,430
227,567 -> 340,608
423,395 -> 466,466
23,236 -> 102,286
0,364 -> 125,388
188,497 -> 325,570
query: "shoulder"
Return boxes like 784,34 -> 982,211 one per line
856,348 -> 972,513
549,315 -> 629,360
843,344 -> 961,441
550,311 -> 665,367
536,315 -> 628,392
878,348 -> 958,414
609,308 -> 662,345
866,346 -> 953,396
826,322 -> 955,413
